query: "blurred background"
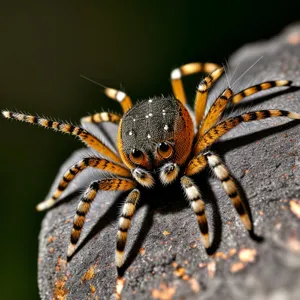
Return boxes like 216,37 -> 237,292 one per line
0,1 -> 299,299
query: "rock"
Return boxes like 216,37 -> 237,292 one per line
38,23 -> 300,300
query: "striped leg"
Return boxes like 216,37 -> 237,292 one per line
231,80 -> 292,104
116,189 -> 140,268
205,152 -> 251,231
36,157 -> 131,211
67,178 -> 136,258
194,67 -> 224,127
194,109 -> 300,155
81,112 -> 121,124
196,88 -> 233,141
2,111 -> 122,164
181,176 -> 210,248
170,62 -> 221,105
104,88 -> 132,113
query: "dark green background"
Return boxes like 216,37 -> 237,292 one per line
0,2 -> 298,299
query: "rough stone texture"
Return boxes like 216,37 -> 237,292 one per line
38,24 -> 300,300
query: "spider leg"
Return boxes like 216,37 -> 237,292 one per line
67,178 -> 136,258
205,152 -> 251,230
116,188 -> 140,268
81,112 -> 121,124
104,88 -> 132,113
2,111 -> 122,164
194,109 -> 300,155
195,80 -> 292,145
194,67 -> 224,127
181,176 -> 210,248
170,62 -> 221,105
36,157 -> 131,211
231,80 -> 292,104
195,88 -> 233,141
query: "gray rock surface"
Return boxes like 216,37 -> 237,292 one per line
38,24 -> 300,300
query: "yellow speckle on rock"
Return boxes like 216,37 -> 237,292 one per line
290,199 -> 300,218
81,265 -> 96,282
152,283 -> 176,300
238,248 -> 257,263
163,230 -> 171,236
230,262 -> 245,273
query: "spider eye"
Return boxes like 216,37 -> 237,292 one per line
157,142 -> 173,159
129,148 -> 145,164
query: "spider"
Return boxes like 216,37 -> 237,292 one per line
2,62 -> 300,276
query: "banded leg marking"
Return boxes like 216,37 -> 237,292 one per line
116,189 -> 140,268
104,88 -> 132,113
232,80 -> 292,104
170,62 -> 221,105
206,153 -> 251,230
81,112 -> 121,124
181,176 -> 210,248
194,67 -> 224,126
194,109 -> 300,155
2,111 -> 122,163
36,158 -> 131,211
196,88 -> 233,142
184,154 -> 208,177
67,178 -> 136,258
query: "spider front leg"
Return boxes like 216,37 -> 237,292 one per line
37,157 -> 131,211
181,176 -> 210,248
2,111 -> 122,164
170,62 -> 222,106
67,178 -> 136,258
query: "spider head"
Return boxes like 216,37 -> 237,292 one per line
118,96 -> 194,187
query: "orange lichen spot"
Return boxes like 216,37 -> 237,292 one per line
228,248 -> 237,257
244,169 -> 249,174
90,284 -> 96,294
215,251 -> 227,260
54,276 -> 68,300
230,262 -> 245,273
198,262 -> 207,268
275,221 -> 282,229
174,266 -> 186,277
139,247 -> 146,256
163,230 -> 171,236
290,199 -> 300,218
81,265 -> 96,282
56,257 -> 67,272
64,219 -> 71,224
259,210 -> 264,216
207,261 -> 216,278
152,283 -> 176,300
238,248 -> 257,263
189,277 -> 200,293
47,236 -> 57,244
49,247 -> 54,254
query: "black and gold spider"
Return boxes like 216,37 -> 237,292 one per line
2,62 -> 299,275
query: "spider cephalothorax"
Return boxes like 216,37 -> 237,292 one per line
2,61 -> 300,298
118,96 -> 194,186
